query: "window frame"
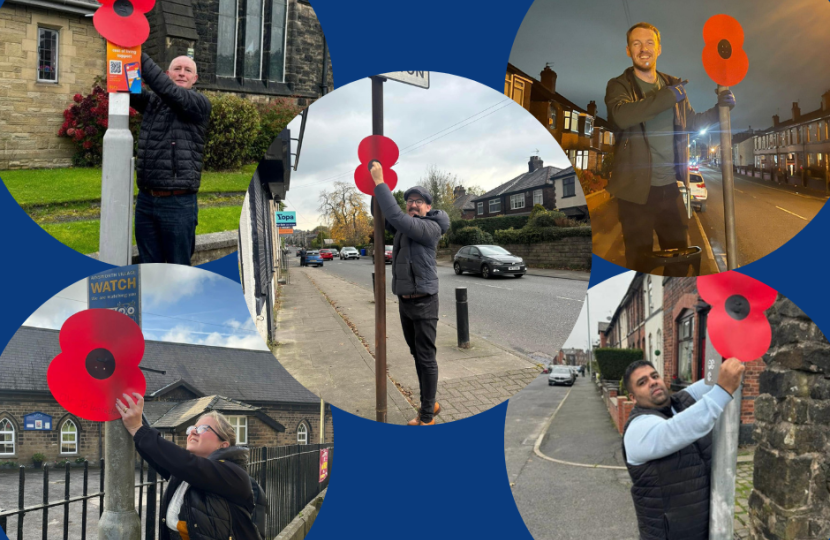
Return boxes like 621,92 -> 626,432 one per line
268,0 -> 289,83
584,116 -> 594,137
0,418 -> 14,456
216,0 -> 239,78
297,423 -> 308,445
677,312 -> 695,383
533,189 -> 543,206
476,202 -> 483,215
509,193 -> 525,210
488,198 -> 501,213
37,27 -> 60,84
226,415 -> 248,445
562,176 -> 576,198
60,420 -> 78,455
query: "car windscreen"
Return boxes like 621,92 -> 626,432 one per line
552,367 -> 571,374
385,246 -> 393,250
691,174 -> 704,183
479,246 -> 511,256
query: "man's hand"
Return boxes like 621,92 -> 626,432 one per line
718,89 -> 736,110
669,80 -> 689,103
369,160 -> 384,186
116,392 -> 145,437
717,357 -> 745,396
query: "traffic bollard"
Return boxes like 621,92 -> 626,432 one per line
372,272 -> 375,290
456,287 -> 470,349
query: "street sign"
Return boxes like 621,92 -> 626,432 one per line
88,265 -> 141,328
278,228 -> 294,234
275,211 -> 297,227
381,71 -> 430,89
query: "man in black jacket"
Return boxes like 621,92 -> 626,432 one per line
131,53 -> 211,265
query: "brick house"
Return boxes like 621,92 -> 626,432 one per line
602,274 -> 646,353
469,156 -> 588,220
0,326 -> 333,465
452,186 -> 477,220
0,0 -> 332,169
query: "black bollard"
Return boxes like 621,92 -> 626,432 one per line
456,287 -> 470,349
372,272 -> 375,290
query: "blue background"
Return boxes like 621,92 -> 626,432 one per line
0,0 -> 825,538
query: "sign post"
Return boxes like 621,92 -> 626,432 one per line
717,85 -> 738,270
371,76 -> 388,423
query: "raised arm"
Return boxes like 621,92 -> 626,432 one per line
605,77 -> 677,131
140,53 -> 210,124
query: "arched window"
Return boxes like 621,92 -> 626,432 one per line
0,418 -> 15,455
61,420 -> 78,454
297,423 -> 308,445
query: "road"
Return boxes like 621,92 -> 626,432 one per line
505,375 -> 638,540
298,256 -> 587,360
696,165 -> 828,271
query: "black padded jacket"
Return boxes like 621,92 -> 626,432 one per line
131,53 -> 211,192
133,426 -> 259,540
622,391 -> 713,540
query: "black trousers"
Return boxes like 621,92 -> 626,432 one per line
399,294 -> 439,422
617,183 -> 688,276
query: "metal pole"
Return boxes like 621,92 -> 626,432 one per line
709,379 -> 742,539
319,399 -> 325,444
717,85 -> 738,270
685,133 -> 692,219
455,287 -> 470,349
585,289 -> 592,378
99,92 -> 135,265
98,421 -> 140,540
371,76 -> 387,423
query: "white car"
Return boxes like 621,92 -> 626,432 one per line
340,247 -> 360,260
677,172 -> 708,213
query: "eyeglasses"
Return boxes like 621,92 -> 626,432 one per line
185,424 -> 225,441
406,199 -> 426,206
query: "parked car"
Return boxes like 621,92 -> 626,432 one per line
548,366 -> 575,386
305,251 -> 324,267
677,172 -> 708,212
372,245 -> 393,264
689,164 -> 699,172
340,247 -> 360,260
319,249 -> 336,260
453,245 -> 526,279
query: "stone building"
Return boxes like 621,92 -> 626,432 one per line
0,326 -> 332,466
749,296 -> 830,539
470,156 -> 587,220
0,0 -> 332,169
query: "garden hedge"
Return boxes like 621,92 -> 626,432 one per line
493,225 -> 591,244
450,215 -> 530,235
594,348 -> 644,382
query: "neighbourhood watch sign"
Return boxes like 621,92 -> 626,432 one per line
88,265 -> 141,327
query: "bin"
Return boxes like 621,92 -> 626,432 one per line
360,248 -> 367,256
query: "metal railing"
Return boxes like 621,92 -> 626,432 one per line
0,444 -> 331,539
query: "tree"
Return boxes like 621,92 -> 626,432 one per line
318,181 -> 372,246
420,165 -> 463,222
464,185 -> 486,196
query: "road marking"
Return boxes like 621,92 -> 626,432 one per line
734,188 -> 744,194
702,166 -> 829,202
532,384 -> 626,471
693,212 -> 717,270
775,206 -> 808,221
555,296 -> 584,302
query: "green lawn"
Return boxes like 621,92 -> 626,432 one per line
42,205 -> 243,255
1,164 -> 257,208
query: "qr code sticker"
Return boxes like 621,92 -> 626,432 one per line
109,60 -> 122,75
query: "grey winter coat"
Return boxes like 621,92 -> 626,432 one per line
374,184 -> 450,296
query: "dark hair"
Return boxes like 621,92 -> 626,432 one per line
626,22 -> 661,46
623,360 -> 657,393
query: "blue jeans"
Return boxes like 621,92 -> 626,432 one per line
135,191 -> 198,265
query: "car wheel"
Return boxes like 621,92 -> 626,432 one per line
481,264 -> 491,279
699,202 -> 707,213
454,262 -> 463,275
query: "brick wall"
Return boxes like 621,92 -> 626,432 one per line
0,5 -> 106,169
450,236 -> 591,270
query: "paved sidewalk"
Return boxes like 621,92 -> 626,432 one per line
435,259 -> 590,281
279,267 -> 540,424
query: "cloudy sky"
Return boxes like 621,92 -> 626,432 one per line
280,72 -> 573,230
24,264 -> 268,351
510,0 -> 830,135
563,271 -> 634,351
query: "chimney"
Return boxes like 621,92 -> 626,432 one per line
453,185 -> 466,199
822,90 -> 830,112
540,66 -> 557,95
587,101 -> 597,117
792,102 -> 801,122
773,114 -> 780,128
529,155 -> 544,172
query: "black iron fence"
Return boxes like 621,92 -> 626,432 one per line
0,443 -> 332,540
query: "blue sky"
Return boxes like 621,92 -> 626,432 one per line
23,264 -> 268,350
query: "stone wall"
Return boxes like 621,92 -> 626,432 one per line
450,236 -> 592,270
749,296 -> 830,539
0,5 -> 106,169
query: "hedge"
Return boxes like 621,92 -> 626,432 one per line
451,226 -> 493,245
494,225 -> 591,244
594,348 -> 644,382
203,92 -> 261,171
450,215 -> 530,235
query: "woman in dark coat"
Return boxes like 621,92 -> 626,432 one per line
116,393 -> 259,540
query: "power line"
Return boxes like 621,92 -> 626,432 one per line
622,0 -> 632,28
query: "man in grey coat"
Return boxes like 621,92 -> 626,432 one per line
370,161 -> 450,425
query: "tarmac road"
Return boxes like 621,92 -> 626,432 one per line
300,257 -> 587,360
696,165 -> 828,271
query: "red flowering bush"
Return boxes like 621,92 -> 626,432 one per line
58,84 -> 141,167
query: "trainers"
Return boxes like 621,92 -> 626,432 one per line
407,402 -> 441,426
418,418 -> 435,425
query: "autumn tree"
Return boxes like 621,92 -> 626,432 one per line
419,165 -> 463,221
318,181 -> 372,246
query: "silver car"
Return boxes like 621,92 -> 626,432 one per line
340,247 -> 360,260
548,366 -> 575,386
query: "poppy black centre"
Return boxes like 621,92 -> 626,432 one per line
113,0 -> 134,17
717,39 -> 732,60
86,348 -> 115,380
725,294 -> 750,321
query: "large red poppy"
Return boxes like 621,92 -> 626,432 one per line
354,135 -> 399,195
93,0 -> 156,48
701,14 -> 749,87
47,309 -> 146,421
697,271 -> 777,362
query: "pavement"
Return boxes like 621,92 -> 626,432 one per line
506,374 -> 755,540
275,263 -> 541,424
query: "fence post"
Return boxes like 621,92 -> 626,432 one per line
145,465 -> 157,540
42,464 -> 49,538
16,466 -> 24,539
98,421 -> 140,540
82,461 -> 89,540
63,463 -> 70,540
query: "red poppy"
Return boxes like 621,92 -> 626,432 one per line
47,309 -> 146,421
697,271 -> 777,362
93,0 -> 156,48
701,14 -> 749,87
354,135 -> 399,195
